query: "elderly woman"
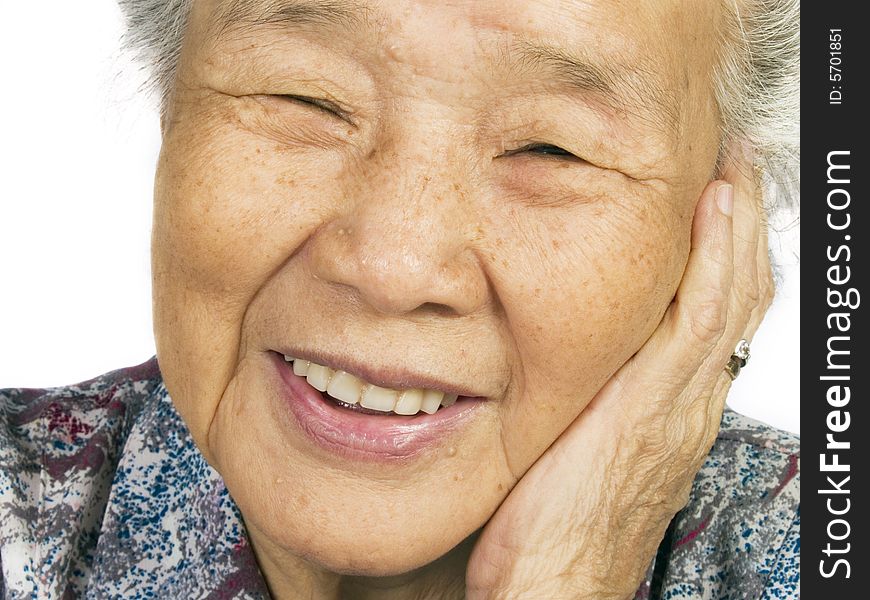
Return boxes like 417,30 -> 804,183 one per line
0,0 -> 799,598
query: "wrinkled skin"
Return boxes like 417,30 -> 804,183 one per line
151,0 -> 772,598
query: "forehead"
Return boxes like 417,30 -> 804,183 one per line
199,0 -> 719,141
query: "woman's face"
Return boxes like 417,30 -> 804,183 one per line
153,0 -> 721,576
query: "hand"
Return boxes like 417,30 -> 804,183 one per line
465,160 -> 774,600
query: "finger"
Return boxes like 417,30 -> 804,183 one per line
690,156 -> 775,448
748,176 -> 776,339
694,156 -> 760,394
715,150 -> 775,388
699,154 -> 777,447
722,153 -> 761,329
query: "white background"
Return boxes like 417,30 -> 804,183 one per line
0,1 -> 800,434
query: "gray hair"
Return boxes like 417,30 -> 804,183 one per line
117,0 -> 800,226
715,0 -> 800,218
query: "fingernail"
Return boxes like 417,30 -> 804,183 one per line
716,184 -> 733,217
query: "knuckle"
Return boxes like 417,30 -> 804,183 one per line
687,298 -> 728,344
740,275 -> 760,306
689,424 -> 720,467
673,423 -> 712,467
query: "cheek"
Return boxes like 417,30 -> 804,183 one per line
489,196 -> 691,473
150,115 -> 335,454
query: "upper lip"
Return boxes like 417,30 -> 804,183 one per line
274,347 -> 489,398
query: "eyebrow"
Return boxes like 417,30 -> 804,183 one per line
214,0 -> 371,34
213,0 -> 678,133
502,39 -> 678,131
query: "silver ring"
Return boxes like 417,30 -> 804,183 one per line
725,339 -> 751,380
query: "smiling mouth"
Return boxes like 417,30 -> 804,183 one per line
271,351 -> 485,461
283,355 -> 460,416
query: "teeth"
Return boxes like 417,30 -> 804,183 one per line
360,385 -> 399,412
285,355 -> 465,415
293,360 -> 310,377
326,371 -> 363,405
420,390 -> 444,414
306,363 -> 333,392
441,393 -> 458,407
394,389 -> 423,415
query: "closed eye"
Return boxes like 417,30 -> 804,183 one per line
503,143 -> 583,161
273,95 -> 352,123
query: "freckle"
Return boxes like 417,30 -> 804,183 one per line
446,446 -> 457,457
497,483 -> 504,492
551,239 -> 560,250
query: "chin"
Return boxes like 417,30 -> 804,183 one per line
306,538 -> 452,577
240,489 -> 481,578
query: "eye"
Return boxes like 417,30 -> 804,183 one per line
273,95 -> 351,122
504,143 -> 581,160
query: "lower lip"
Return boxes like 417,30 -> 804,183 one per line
270,352 -> 485,462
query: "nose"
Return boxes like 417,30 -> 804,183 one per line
306,147 -> 488,317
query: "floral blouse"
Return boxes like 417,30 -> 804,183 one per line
1,359 -> 799,599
